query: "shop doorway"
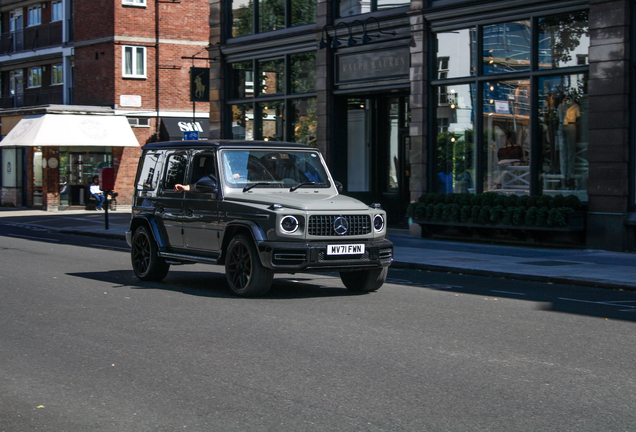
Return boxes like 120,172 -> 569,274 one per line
59,150 -> 112,206
333,94 -> 410,226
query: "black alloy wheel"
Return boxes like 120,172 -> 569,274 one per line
225,234 -> 273,297
131,226 -> 170,281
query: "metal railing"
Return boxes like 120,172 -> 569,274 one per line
0,89 -> 64,108
1,22 -> 64,54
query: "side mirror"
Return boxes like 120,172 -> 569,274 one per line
195,176 -> 218,193
334,181 -> 343,194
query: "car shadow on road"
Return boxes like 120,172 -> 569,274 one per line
66,270 -> 365,299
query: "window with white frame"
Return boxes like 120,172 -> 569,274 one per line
122,46 -> 146,78
122,0 -> 147,6
52,1 -> 63,22
28,67 -> 42,88
128,117 -> 150,127
27,5 -> 41,27
51,64 -> 63,85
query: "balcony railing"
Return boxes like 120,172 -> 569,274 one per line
1,22 -> 64,54
0,89 -> 64,109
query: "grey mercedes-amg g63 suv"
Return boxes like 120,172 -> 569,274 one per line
127,141 -> 393,296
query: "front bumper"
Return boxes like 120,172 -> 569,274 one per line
257,238 -> 393,272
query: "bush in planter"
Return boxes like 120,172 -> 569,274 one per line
460,205 -> 472,223
443,203 -> 461,222
471,205 -> 481,223
432,203 -> 445,221
458,193 -> 472,207
512,206 -> 525,225
547,207 -> 569,227
564,194 -> 582,211
425,203 -> 435,220
502,207 -> 515,225
535,207 -> 549,227
524,206 -> 538,225
478,205 -> 492,224
504,194 -> 519,208
490,205 -> 504,223
550,194 -> 565,209
517,195 -> 530,208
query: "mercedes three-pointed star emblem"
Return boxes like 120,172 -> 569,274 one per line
333,216 -> 349,235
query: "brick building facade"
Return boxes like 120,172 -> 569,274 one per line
1,0 -> 210,209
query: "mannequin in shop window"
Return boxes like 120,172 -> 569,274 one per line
557,94 -> 580,183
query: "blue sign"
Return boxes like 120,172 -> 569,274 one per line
183,130 -> 199,140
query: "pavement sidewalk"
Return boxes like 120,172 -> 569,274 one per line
1,207 -> 635,291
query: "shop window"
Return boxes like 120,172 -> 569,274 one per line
436,29 -> 476,78
338,0 -> 409,17
228,52 -> 317,142
259,101 -> 285,141
433,10 -> 589,200
122,46 -> 146,78
291,98 -> 317,146
483,21 -> 531,75
435,84 -> 476,194
257,58 -> 284,96
483,80 -> 530,193
27,5 -> 41,27
51,64 -> 63,85
230,61 -> 255,99
52,1 -> 63,21
28,67 -> 42,88
538,74 -> 588,201
538,12 -> 589,69
230,0 -> 316,37
231,104 -> 254,140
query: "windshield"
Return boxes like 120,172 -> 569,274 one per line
221,149 -> 330,189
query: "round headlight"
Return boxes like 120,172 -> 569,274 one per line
373,214 -> 385,232
280,215 -> 299,234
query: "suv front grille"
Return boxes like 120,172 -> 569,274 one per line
308,215 -> 371,236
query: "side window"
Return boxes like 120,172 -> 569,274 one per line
136,151 -> 163,191
163,154 -> 187,191
190,153 -> 217,184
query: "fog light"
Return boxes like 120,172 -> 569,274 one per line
281,216 -> 299,234
373,214 -> 385,232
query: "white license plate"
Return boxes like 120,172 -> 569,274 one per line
327,244 -> 365,255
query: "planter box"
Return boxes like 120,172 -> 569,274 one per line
414,211 -> 585,232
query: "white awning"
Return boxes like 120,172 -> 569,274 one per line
0,114 -> 140,147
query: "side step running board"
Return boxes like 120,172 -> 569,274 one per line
159,252 -> 219,265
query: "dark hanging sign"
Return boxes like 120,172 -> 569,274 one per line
337,48 -> 410,83
190,67 -> 210,102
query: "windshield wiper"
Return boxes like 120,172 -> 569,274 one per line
289,182 -> 327,192
243,182 -> 272,192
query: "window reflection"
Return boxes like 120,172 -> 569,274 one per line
259,101 -> 285,141
436,28 -> 476,79
483,21 -> 531,75
290,52 -> 316,94
292,98 -> 317,146
483,80 -> 531,193
338,0 -> 409,17
231,0 -> 253,37
538,74 -> 588,200
258,59 -> 284,96
230,61 -> 254,99
538,12 -> 589,69
435,84 -> 476,194
259,0 -> 285,33
232,104 -> 254,140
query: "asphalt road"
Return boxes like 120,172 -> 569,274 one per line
1,224 -> 636,431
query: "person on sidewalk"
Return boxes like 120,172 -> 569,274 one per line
89,176 -> 106,211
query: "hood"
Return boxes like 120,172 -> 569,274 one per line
224,190 -> 372,211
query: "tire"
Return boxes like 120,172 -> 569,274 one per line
340,267 -> 388,293
131,226 -> 170,281
225,234 -> 273,297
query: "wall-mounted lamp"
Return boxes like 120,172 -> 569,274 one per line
331,22 -> 349,49
347,20 -> 364,47
318,17 -> 396,50
363,16 -> 396,44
